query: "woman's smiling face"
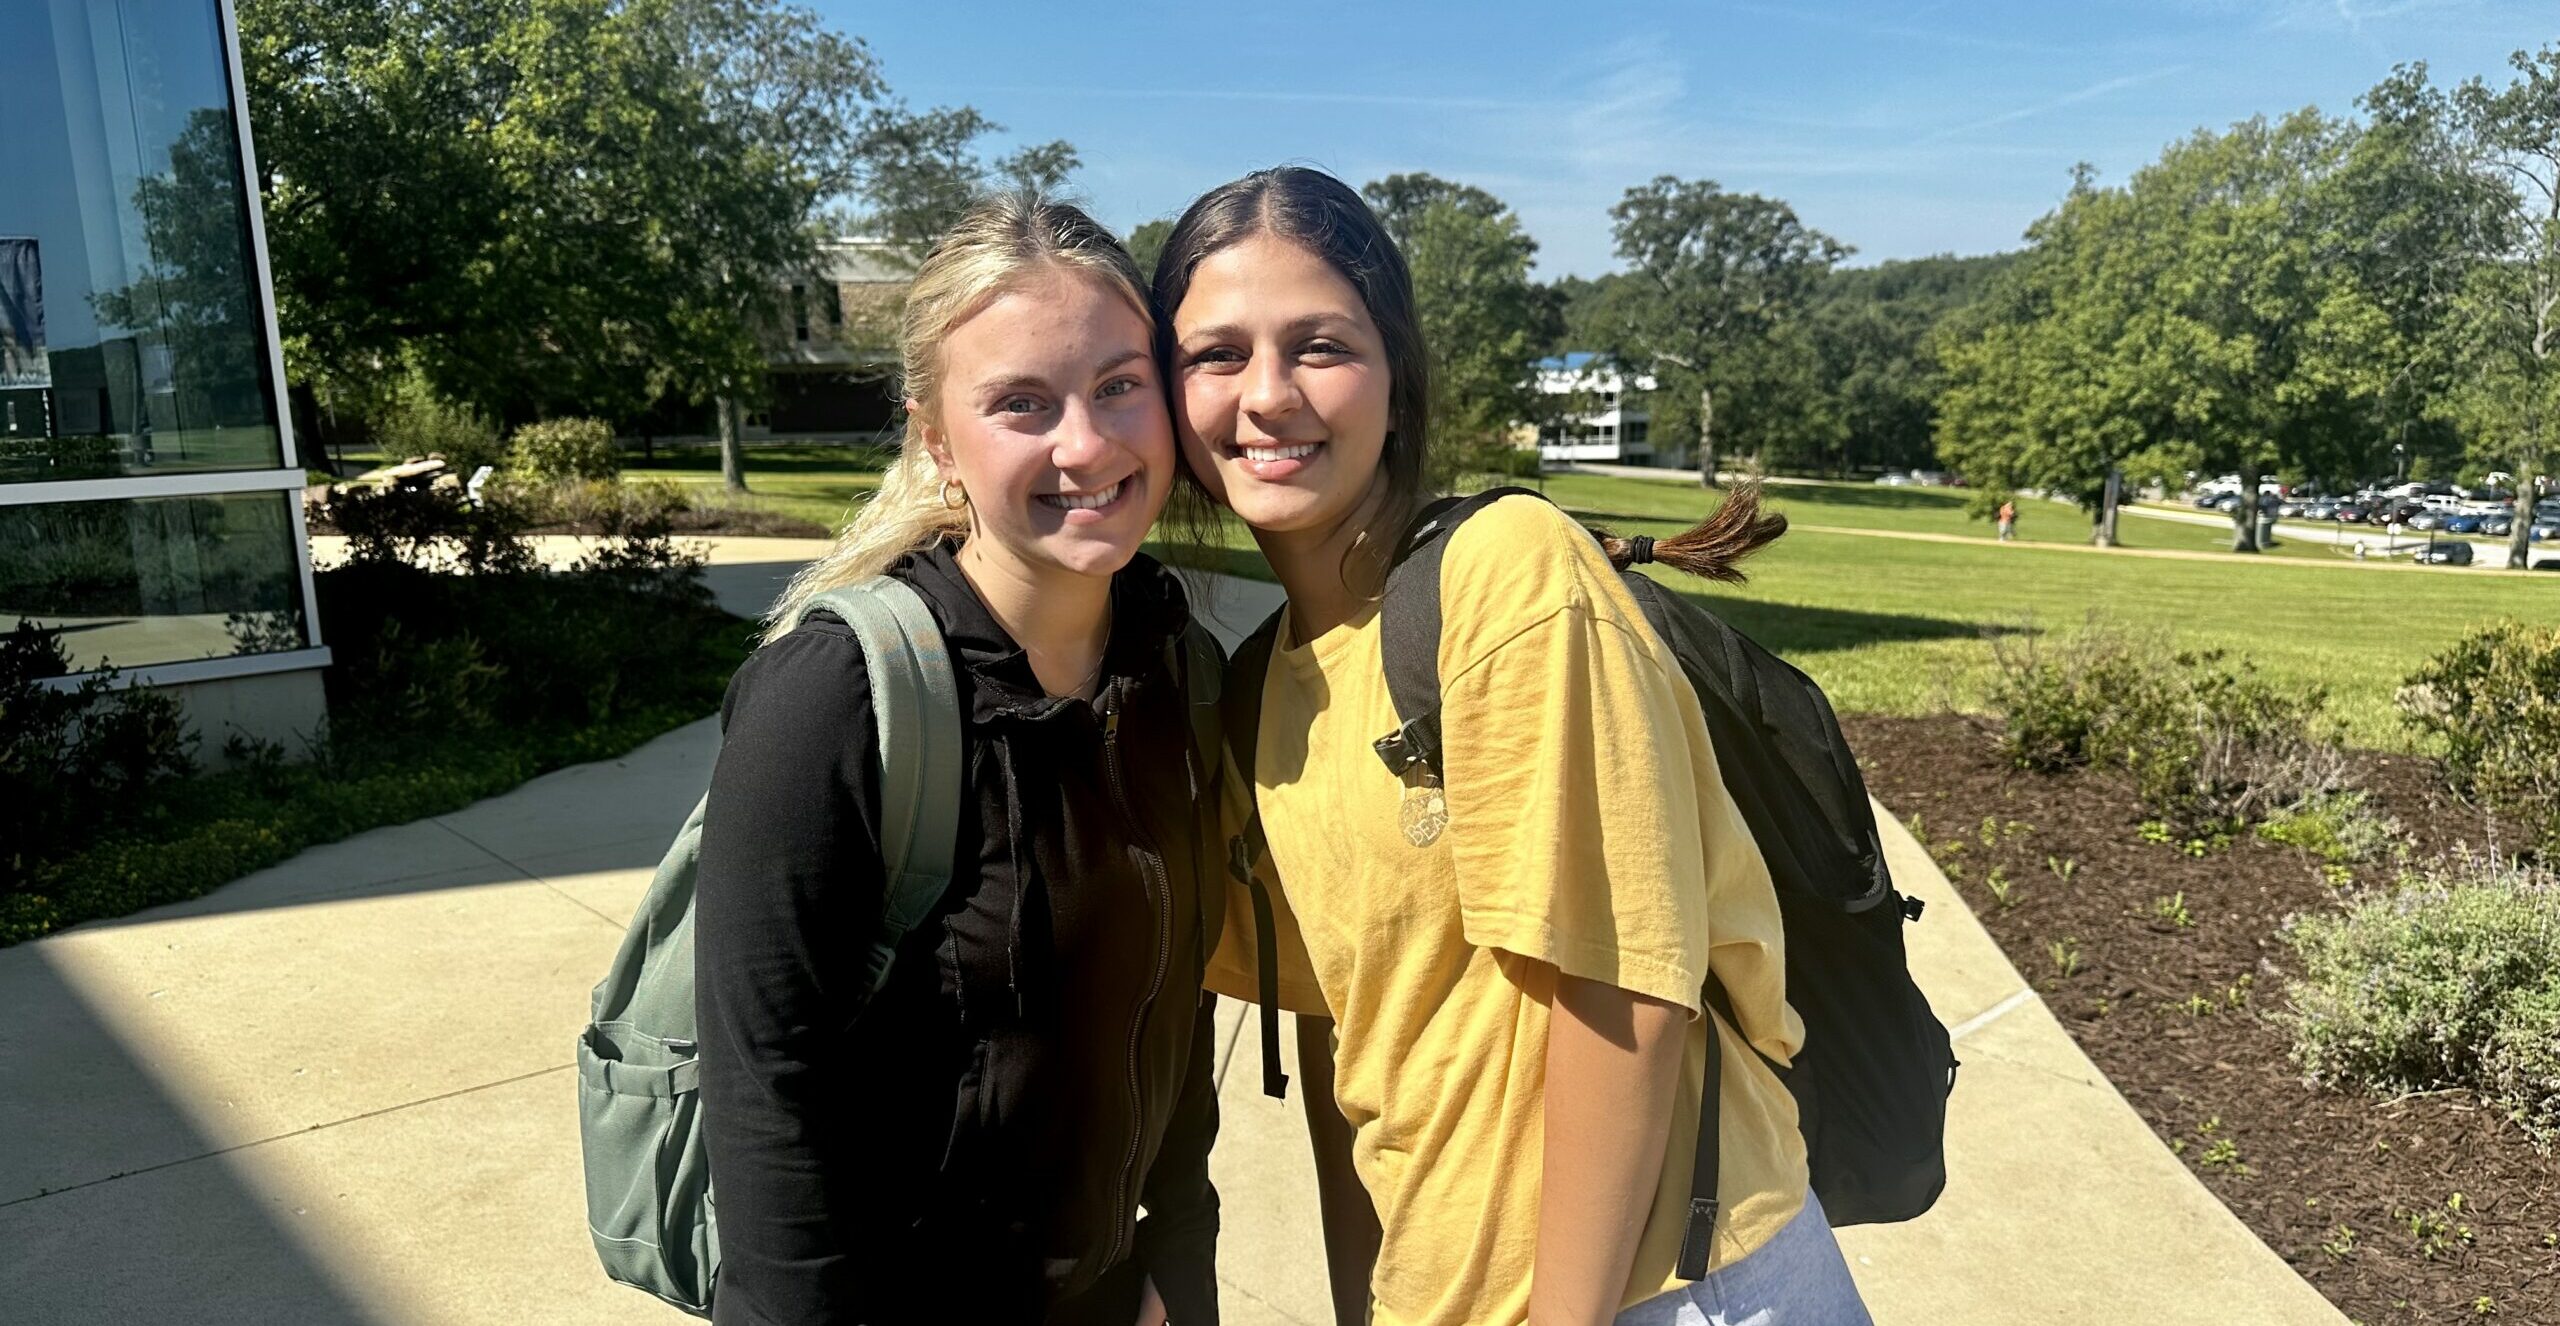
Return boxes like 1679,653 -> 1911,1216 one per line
924,265 -> 1173,583
1170,233 -> 1394,543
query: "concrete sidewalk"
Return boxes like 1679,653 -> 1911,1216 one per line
0,551 -> 2344,1324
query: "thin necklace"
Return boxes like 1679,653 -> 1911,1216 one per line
1045,600 -> 1114,700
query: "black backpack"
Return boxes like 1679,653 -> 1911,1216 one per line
1225,487 -> 1955,1279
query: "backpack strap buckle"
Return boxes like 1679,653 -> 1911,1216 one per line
1372,713 -> 1442,777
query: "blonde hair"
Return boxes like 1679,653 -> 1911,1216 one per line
767,192 -> 1153,634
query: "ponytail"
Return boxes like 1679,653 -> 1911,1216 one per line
1590,481 -> 1787,585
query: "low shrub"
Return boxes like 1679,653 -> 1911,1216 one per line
2257,789 -> 2405,867
317,538 -> 716,740
1987,623 -> 2181,773
2283,853 -> 2560,1145
1988,621 -> 2345,826
321,481 -> 536,575
506,417 -> 620,482
0,624 -> 197,898
2400,621 -> 2560,857
502,475 -> 689,536
373,373 -> 504,473
1,502 -> 743,947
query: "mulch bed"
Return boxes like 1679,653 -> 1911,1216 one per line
1844,714 -> 2560,1324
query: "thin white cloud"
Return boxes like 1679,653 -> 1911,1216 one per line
965,84 -> 1558,114
1719,0 -> 2088,57
1914,65 -> 2193,144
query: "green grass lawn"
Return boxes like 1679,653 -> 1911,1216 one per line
626,442 -> 893,531
588,448 -> 2554,749
1534,473 -> 2343,560
1542,487 -> 2559,749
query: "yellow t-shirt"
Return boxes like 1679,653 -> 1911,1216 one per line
1208,495 -> 1809,1326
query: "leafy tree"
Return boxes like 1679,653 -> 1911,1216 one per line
1362,174 -> 1560,481
846,103 -> 1077,258
1589,178 -> 1849,486
239,0 -> 1066,491
2433,48 -> 2560,567
1126,219 -> 1173,284
1800,254 -> 2016,477
1937,113 -> 2435,551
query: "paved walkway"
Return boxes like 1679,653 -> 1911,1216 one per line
0,546 -> 2345,1324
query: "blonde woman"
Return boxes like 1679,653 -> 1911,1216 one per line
694,195 -> 1224,1326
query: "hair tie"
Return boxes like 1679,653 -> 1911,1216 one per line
1626,535 -> 1656,565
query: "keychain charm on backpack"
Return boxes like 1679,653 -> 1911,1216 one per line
1398,771 -> 1448,846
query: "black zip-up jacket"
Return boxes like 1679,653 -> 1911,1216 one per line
694,543 -> 1224,1326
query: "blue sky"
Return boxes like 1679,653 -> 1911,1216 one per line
819,0 -> 2549,277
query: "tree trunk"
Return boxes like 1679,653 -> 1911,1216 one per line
2093,467 -> 2122,548
2230,460 -> 2261,553
718,396 -> 747,493
1696,384 -> 1718,489
2511,466 -> 2539,569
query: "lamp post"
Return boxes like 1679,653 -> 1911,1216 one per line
2394,441 -> 2407,485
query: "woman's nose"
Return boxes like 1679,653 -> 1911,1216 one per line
1051,400 -> 1115,469
1241,354 -> 1302,419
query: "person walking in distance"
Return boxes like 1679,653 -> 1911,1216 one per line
1997,498 -> 2017,542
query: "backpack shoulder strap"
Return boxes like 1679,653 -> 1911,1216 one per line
1168,619 -> 1226,796
1373,486 -> 1550,781
1223,606 -> 1292,1099
800,578 -> 964,1004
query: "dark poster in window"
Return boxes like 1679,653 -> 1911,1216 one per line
0,237 -> 47,390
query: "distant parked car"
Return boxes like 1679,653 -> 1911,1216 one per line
2442,514 -> 2485,535
2416,541 -> 2476,566
2301,500 -> 2338,521
1874,470 -> 1916,486
2408,510 -> 2444,531
2331,501 -> 2368,523
2481,513 -> 2515,537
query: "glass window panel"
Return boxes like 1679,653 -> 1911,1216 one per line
0,0 -> 284,484
2,491 -> 308,673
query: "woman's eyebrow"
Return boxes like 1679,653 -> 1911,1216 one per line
972,373 -> 1050,399
1180,312 -> 1357,344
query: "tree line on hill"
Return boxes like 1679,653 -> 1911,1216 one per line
231,0 -> 2557,563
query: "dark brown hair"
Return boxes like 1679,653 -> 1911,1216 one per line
1151,165 -> 1781,588
1590,481 -> 1789,584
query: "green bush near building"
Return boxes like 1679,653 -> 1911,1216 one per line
1,489 -> 751,947
506,417 -> 621,482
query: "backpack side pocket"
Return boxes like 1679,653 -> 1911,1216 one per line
577,1021 -> 717,1315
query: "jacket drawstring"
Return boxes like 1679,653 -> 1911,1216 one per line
997,734 -> 1031,1019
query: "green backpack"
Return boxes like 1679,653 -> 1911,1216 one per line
575,576 -> 964,1316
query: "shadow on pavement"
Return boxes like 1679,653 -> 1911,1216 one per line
1,945 -> 389,1325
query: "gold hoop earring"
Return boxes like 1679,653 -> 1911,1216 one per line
940,480 -> 969,510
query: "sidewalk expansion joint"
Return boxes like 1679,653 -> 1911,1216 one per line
0,1063 -> 575,1212
429,818 -> 624,929
1946,986 -> 2037,1044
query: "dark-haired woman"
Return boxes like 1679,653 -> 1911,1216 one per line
1168,167 -> 1872,1326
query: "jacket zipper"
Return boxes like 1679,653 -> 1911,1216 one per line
1100,681 -> 1173,1269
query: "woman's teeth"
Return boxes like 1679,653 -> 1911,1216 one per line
1239,442 -> 1319,462
1039,481 -> 1122,511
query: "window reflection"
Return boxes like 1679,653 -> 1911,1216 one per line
0,0 -> 284,483
2,491 -> 309,673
